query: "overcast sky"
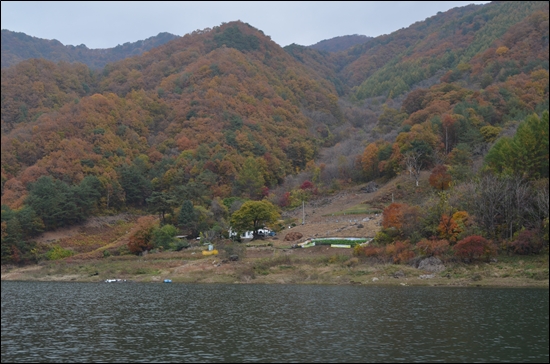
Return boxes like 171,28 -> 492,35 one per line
2,1 -> 490,49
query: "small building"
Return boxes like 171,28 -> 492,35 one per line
228,228 -> 274,241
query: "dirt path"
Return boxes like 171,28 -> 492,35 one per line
276,172 -> 432,245
277,185 -> 383,245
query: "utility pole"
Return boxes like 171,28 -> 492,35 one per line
302,200 -> 305,225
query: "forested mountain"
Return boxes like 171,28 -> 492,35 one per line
308,34 -> 372,52
1,1 -> 548,264
1,30 -> 179,69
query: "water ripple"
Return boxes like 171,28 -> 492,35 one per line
2,282 -> 548,363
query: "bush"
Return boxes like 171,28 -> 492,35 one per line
128,227 -> 154,254
172,239 -> 190,251
354,244 -> 385,257
127,217 -> 157,254
508,229 -> 544,255
117,244 -> 131,256
46,245 -> 74,260
386,241 -> 416,264
218,240 -> 246,259
416,239 -> 450,257
151,224 -> 178,250
374,228 -> 399,245
453,235 -> 497,262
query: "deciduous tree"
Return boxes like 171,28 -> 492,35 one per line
230,200 -> 280,239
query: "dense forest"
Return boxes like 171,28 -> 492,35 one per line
1,1 -> 548,264
308,34 -> 372,53
1,30 -> 180,69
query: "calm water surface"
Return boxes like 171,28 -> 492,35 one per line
2,281 -> 548,363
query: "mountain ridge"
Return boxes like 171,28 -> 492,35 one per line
1,29 -> 180,69
1,2 -> 548,266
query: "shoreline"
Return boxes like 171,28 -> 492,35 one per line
2,277 -> 548,289
2,251 -> 548,289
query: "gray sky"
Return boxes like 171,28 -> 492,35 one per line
2,1 -> 490,49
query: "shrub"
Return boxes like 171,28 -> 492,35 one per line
127,217 -> 157,254
344,257 -> 359,267
172,239 -> 190,251
386,241 -> 416,264
46,245 -> 74,260
453,235 -> 496,262
151,224 -> 178,250
397,250 -> 416,264
508,229 -> 544,255
117,244 -> 131,256
218,240 -> 246,259
128,227 -> 154,254
374,228 -> 399,245
416,239 -> 450,257
353,245 -> 385,257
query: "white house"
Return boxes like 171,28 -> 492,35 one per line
228,228 -> 273,240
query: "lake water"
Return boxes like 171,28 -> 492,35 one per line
1,281 -> 548,363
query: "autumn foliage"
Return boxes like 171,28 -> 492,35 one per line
127,217 -> 157,254
429,165 -> 452,190
507,229 -> 544,255
416,239 -> 451,257
1,3 -> 549,265
453,236 -> 497,262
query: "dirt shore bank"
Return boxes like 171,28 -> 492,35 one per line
2,246 -> 548,288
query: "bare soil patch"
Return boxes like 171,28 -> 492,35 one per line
32,213 -> 135,244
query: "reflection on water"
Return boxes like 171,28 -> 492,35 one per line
2,281 -> 548,363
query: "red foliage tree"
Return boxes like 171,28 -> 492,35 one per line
300,180 -> 314,190
278,192 -> 291,208
453,235 -> 497,262
508,229 -> 544,255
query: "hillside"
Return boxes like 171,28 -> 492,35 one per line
1,2 -> 548,269
308,34 -> 372,53
2,172 -> 548,287
1,29 -> 180,69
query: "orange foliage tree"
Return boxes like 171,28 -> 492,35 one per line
127,217 -> 157,254
429,165 -> 452,190
382,202 -> 422,236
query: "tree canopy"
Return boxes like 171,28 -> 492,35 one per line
230,200 -> 280,238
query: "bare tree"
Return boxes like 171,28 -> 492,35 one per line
530,179 -> 549,229
403,151 -> 424,187
465,174 -> 543,240
465,174 -> 505,239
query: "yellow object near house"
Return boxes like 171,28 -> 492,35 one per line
202,249 -> 218,256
